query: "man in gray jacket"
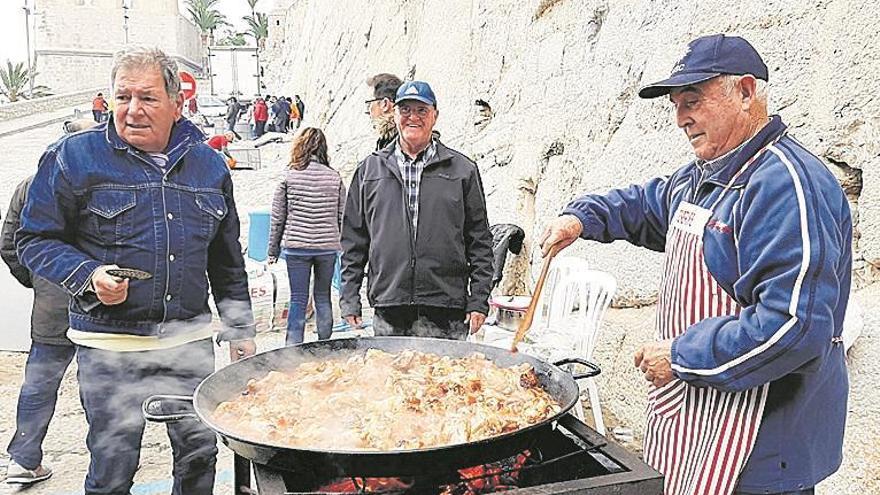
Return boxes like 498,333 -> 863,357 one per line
341,81 -> 494,340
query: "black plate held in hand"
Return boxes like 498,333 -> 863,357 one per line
106,268 -> 153,280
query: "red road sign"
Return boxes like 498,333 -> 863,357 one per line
180,71 -> 197,100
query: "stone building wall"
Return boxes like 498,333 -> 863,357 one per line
33,0 -> 203,94
265,0 -> 880,305
176,16 -> 204,69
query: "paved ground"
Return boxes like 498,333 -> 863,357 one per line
0,124 -> 66,211
0,104 -> 93,140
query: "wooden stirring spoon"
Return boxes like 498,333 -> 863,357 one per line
510,246 -> 559,352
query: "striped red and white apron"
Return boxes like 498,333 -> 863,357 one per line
643,158 -> 771,495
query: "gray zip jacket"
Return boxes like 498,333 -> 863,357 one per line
268,160 -> 346,257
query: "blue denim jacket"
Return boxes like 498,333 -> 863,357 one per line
17,118 -> 255,341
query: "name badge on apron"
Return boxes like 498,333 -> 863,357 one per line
670,201 -> 713,238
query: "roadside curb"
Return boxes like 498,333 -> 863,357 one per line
0,113 -> 74,139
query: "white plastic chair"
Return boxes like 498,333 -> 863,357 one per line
473,257 -> 616,435
527,263 -> 616,435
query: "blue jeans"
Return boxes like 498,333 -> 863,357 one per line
76,339 -> 217,495
6,342 -> 76,470
285,252 -> 336,345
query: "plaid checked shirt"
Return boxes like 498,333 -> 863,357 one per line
394,139 -> 437,235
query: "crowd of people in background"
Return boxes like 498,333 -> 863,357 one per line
183,93 -> 310,143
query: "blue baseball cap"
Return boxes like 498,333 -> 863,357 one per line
394,81 -> 437,107
638,34 -> 768,99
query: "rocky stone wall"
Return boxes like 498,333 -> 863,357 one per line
264,3 -> 880,490
266,0 -> 880,305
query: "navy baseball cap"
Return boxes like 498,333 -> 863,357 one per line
638,34 -> 768,99
395,81 -> 437,107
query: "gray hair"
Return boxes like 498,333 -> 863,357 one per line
111,46 -> 181,97
720,74 -> 768,105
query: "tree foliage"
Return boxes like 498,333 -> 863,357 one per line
185,0 -> 229,37
216,29 -> 248,47
0,60 -> 52,102
243,12 -> 269,50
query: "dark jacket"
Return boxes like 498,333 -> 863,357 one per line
295,98 -> 305,120
341,140 -> 494,317
17,118 -> 255,342
1,176 -> 72,346
489,223 -> 525,288
226,100 -> 241,123
272,99 -> 291,119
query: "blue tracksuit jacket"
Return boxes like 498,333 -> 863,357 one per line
563,116 -> 850,493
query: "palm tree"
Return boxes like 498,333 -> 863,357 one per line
185,0 -> 229,77
185,0 -> 229,47
246,0 -> 259,16
243,12 -> 269,50
0,60 -> 51,102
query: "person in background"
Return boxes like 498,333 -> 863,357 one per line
294,95 -> 305,127
225,96 -> 242,138
187,96 -> 198,117
341,81 -> 494,340
207,131 -> 236,165
364,73 -> 403,150
287,96 -> 301,132
252,97 -> 268,138
17,46 -> 255,495
272,95 -> 291,135
0,121 -> 100,485
266,95 -> 276,132
91,92 -> 108,122
541,34 -> 850,495
268,128 -> 345,345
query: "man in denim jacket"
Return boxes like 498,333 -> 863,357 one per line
17,47 -> 255,495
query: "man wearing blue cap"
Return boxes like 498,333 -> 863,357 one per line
341,80 -> 494,340
542,34 -> 849,495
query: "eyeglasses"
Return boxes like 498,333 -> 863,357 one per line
396,105 -> 432,118
364,98 -> 384,115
